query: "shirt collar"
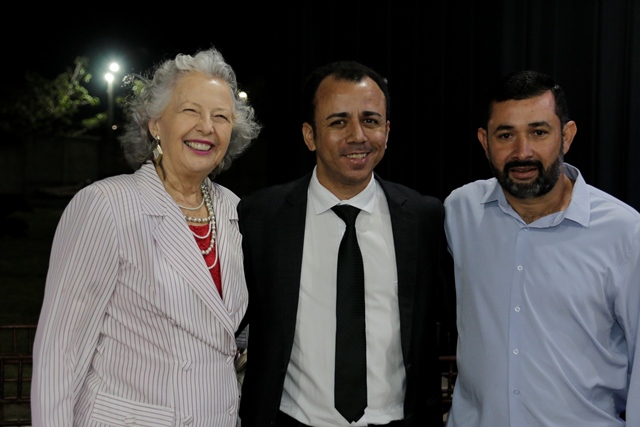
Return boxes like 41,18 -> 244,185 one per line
482,162 -> 590,227
308,166 -> 377,215
562,163 -> 590,227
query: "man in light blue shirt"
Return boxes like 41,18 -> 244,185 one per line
444,70 -> 640,426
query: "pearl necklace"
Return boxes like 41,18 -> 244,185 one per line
183,182 -> 216,256
177,195 -> 204,211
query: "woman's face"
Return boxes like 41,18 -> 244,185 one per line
149,71 -> 235,183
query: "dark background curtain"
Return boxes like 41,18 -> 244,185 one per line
215,0 -> 640,211
0,0 -> 637,352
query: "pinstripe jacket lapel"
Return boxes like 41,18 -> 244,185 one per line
206,180 -> 248,328
134,164 -> 245,338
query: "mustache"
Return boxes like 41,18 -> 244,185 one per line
503,160 -> 543,172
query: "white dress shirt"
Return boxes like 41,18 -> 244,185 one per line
280,167 -> 405,426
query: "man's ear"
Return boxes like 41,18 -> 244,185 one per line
562,120 -> 577,156
478,127 -> 489,159
302,122 -> 316,152
385,120 -> 390,149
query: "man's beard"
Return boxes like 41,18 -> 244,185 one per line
488,147 -> 564,199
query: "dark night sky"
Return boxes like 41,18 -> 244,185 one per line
0,7 -> 308,195
6,4 -> 638,205
1,8 -> 277,101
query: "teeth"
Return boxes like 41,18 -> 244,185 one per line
185,141 -> 211,151
346,153 -> 366,159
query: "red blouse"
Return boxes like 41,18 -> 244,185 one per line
189,224 -> 222,296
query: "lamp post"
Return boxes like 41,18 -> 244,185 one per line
104,62 -> 120,132
101,62 -> 121,177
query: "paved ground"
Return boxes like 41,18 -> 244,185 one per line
0,194 -> 71,425
0,194 -> 68,326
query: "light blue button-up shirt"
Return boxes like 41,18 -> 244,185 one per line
444,163 -> 640,426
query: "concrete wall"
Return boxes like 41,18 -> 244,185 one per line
0,135 -> 128,197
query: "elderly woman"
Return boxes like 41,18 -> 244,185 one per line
31,46 -> 261,427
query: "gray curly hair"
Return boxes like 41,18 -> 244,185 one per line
119,46 -> 261,179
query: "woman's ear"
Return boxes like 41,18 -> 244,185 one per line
148,120 -> 159,138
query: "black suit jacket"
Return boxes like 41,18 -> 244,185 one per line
238,172 -> 453,427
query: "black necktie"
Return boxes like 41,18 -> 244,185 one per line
331,205 -> 367,423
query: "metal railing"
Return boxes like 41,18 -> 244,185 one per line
1,325 -> 37,427
0,325 -> 458,427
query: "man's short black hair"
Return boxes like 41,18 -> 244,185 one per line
481,70 -> 570,128
302,60 -> 390,130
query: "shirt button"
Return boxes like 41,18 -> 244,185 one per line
514,306 -> 521,312
181,359 -> 192,371
513,389 -> 520,395
517,265 -> 523,271
513,348 -> 519,355
183,415 -> 194,425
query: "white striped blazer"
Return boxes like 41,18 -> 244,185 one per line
31,163 -> 247,427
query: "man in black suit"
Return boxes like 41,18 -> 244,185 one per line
238,60 -> 453,427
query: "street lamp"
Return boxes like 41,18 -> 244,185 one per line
104,62 -> 120,131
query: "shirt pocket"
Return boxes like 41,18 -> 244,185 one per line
90,391 -> 174,427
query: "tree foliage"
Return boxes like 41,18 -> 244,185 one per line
0,56 -> 106,138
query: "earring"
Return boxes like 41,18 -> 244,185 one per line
153,135 -> 163,162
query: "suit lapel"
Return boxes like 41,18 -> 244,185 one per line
135,164 -> 238,337
377,176 -> 418,356
271,174 -> 419,358
205,181 -> 248,316
275,174 -> 311,349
